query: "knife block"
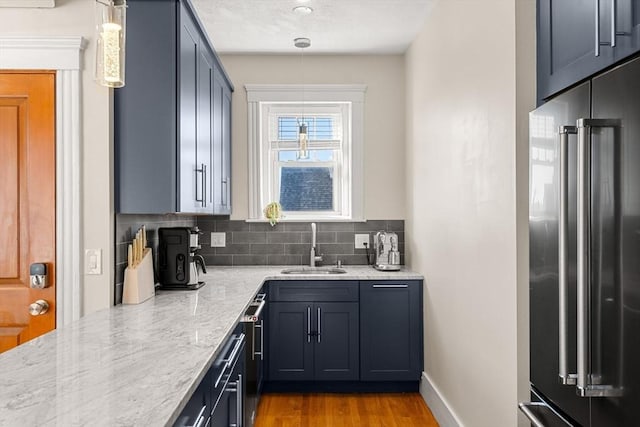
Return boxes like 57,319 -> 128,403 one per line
123,248 -> 155,304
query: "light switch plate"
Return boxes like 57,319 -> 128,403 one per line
85,249 -> 102,275
354,234 -> 370,249
211,232 -> 226,247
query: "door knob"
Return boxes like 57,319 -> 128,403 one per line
29,299 -> 50,316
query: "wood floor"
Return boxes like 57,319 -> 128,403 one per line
254,393 -> 439,427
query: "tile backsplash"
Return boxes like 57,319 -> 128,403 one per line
114,215 -> 404,304
196,219 -> 404,267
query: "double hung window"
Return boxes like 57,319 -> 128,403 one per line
246,85 -> 366,221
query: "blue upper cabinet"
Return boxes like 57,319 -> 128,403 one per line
537,0 -> 640,104
115,0 -> 233,214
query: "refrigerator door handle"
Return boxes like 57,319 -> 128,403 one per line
519,402 -> 575,427
558,125 -> 578,386
518,403 -> 547,427
576,118 -> 623,398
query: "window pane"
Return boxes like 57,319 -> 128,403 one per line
277,116 -> 336,141
279,167 -> 333,211
278,149 -> 334,162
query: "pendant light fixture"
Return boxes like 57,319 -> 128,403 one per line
294,37 -> 311,160
95,0 -> 127,88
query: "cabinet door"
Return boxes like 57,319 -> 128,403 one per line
173,369 -> 209,427
360,281 -> 423,381
212,69 -> 232,215
114,0 -> 177,214
209,391 -> 229,427
612,0 -> 640,62
178,2 -> 201,213
197,47 -> 214,211
314,302 -> 359,381
537,0 -> 614,102
268,302 -> 314,381
221,82 -> 232,214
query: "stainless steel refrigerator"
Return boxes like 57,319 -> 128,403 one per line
521,55 -> 640,426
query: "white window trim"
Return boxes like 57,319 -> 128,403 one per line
246,84 -> 366,221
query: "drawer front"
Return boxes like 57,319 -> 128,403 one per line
269,281 -> 359,302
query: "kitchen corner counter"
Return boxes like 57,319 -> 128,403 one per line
0,266 -> 422,426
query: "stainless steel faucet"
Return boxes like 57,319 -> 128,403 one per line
310,222 -> 323,267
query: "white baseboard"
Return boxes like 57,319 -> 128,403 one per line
420,371 -> 464,427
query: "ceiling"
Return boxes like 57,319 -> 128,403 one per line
191,0 -> 435,54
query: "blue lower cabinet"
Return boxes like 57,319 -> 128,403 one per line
210,327 -> 245,427
173,370 -> 211,427
268,301 -> 359,381
360,280 -> 423,381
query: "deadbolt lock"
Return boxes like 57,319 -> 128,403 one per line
30,263 -> 48,289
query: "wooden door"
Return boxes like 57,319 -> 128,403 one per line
0,71 -> 56,354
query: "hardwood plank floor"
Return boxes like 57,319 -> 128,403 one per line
255,393 -> 439,427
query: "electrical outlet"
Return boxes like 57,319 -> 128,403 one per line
85,249 -> 102,275
211,232 -> 226,247
354,234 -> 370,249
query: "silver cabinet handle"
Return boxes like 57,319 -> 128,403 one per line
596,0 -> 601,56
611,0 -> 617,47
215,334 -> 245,387
596,0 -> 620,55
227,374 -> 243,427
518,402 -> 573,427
195,164 -> 204,203
192,405 -> 207,427
558,125 -> 577,386
372,284 -> 408,288
259,319 -> 264,361
253,322 -> 264,360
307,306 -> 311,343
317,307 -> 321,344
518,403 -> 547,427
203,163 -> 207,207
222,177 -> 230,207
576,118 -> 622,397
237,373 -> 243,427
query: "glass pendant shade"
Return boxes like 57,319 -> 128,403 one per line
95,0 -> 127,88
297,123 -> 309,159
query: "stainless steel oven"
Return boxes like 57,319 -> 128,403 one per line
241,292 -> 266,427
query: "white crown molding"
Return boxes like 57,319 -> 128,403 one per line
0,36 -> 86,70
0,0 -> 55,7
0,35 -> 86,326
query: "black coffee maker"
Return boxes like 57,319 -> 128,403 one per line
158,227 -> 206,289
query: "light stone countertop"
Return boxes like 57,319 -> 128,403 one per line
0,266 -> 423,427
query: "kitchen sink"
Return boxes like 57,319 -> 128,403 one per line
281,267 -> 347,275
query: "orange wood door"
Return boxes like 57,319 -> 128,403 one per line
0,72 -> 56,354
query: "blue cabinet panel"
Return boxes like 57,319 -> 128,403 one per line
360,280 -> 423,381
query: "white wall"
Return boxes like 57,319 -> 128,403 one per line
405,1 -> 535,425
0,1 -> 114,314
218,54 -> 406,220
